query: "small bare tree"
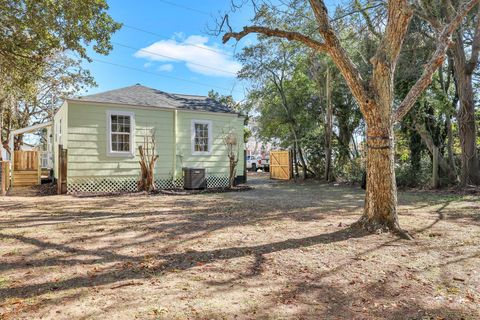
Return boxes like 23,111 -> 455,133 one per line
138,129 -> 158,192
223,129 -> 239,188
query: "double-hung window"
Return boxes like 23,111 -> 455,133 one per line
191,120 -> 212,155
107,110 -> 135,157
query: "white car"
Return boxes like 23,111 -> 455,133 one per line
246,155 -> 263,171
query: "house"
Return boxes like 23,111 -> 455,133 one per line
52,84 -> 245,193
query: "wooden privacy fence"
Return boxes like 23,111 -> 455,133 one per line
270,150 -> 293,180
13,150 -> 41,187
1,161 -> 10,195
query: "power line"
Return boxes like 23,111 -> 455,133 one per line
156,0 -> 210,15
111,41 -> 237,76
122,24 -> 235,58
89,57 -> 242,95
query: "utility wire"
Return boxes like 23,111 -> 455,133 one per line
122,24 -> 235,58
156,0 -> 210,15
111,41 -> 237,76
89,57 -> 241,95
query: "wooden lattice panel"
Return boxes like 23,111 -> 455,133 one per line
67,176 -> 229,194
206,176 -> 229,188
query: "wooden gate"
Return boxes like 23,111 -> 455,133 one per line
270,150 -> 292,180
13,150 -> 41,187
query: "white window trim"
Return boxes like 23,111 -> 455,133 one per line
106,110 -> 135,157
191,119 -> 212,155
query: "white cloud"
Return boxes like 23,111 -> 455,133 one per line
157,64 -> 173,72
143,62 -> 152,68
134,35 -> 240,77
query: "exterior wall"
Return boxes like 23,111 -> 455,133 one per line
63,101 -> 245,193
53,102 -> 68,179
66,102 -> 174,179
176,110 -> 245,179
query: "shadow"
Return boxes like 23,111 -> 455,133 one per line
0,227 -> 368,301
1,174 -> 479,317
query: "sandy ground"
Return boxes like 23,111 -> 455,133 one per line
0,173 -> 479,319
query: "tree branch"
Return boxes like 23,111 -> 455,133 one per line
394,0 -> 480,123
308,0 -> 370,113
222,26 -> 328,52
467,5 -> 480,71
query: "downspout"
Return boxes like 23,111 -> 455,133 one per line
172,109 -> 177,182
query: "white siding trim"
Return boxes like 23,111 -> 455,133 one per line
191,119 -> 212,156
106,110 -> 135,158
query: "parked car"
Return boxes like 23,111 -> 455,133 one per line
260,156 -> 269,171
246,155 -> 262,171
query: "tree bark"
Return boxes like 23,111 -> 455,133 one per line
358,123 -> 401,233
297,144 -> 307,180
324,66 -> 334,181
451,46 -> 480,185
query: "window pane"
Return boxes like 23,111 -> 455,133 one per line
111,133 -> 130,152
194,123 -> 209,152
111,115 -> 131,133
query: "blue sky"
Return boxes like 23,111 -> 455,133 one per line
83,0 -> 344,101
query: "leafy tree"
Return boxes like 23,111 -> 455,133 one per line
223,0 -> 479,237
0,0 -> 121,155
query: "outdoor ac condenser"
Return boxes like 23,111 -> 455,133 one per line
183,167 -> 206,190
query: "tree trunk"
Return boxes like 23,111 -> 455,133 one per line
414,122 -> 457,182
324,66 -> 334,181
297,144 -> 307,180
456,72 -> 480,185
451,32 -> 480,186
445,113 -> 456,172
228,157 -> 236,188
357,123 -> 402,234
292,140 -> 299,179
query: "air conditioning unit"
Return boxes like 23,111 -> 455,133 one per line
183,167 -> 206,190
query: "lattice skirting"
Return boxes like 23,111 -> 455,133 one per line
67,175 -> 230,194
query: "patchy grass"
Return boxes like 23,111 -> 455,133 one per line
0,174 -> 479,319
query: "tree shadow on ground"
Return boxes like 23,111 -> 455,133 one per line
0,227 -> 369,301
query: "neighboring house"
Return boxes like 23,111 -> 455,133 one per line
52,84 -> 245,193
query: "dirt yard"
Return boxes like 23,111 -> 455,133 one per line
0,174 -> 479,319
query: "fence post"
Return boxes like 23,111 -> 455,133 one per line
57,145 -> 68,194
37,149 -> 41,185
1,161 -> 10,195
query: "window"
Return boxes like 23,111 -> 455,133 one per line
191,120 -> 212,155
107,110 -> 135,157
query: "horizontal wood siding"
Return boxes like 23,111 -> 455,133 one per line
176,111 -> 245,177
67,102 -> 174,179
65,102 -> 245,181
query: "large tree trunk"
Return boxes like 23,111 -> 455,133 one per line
451,31 -> 480,186
456,72 -> 480,185
358,116 -> 401,233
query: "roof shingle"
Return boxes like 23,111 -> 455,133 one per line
70,84 -> 237,114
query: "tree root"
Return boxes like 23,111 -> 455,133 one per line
350,216 -> 414,240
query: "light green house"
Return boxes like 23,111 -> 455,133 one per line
53,84 -> 245,193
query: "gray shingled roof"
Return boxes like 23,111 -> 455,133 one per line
70,84 -> 237,114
